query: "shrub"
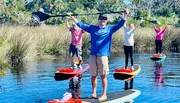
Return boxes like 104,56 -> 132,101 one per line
156,7 -> 173,17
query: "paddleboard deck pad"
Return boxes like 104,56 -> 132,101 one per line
80,89 -> 140,103
48,89 -> 140,103
54,64 -> 89,81
113,64 -> 141,80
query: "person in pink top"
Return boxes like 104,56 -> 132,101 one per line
153,24 -> 167,54
66,17 -> 85,68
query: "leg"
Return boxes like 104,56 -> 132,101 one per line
70,56 -> 74,65
130,78 -> 134,89
69,79 -> 74,89
157,40 -> 162,54
91,76 -> 97,98
124,81 -> 128,90
76,45 -> 82,63
78,46 -> 83,69
157,40 -> 160,54
89,55 -> 98,98
75,75 -> 82,89
78,56 -> 82,63
125,54 -> 129,69
155,40 -> 158,54
69,44 -> 75,66
98,75 -> 107,101
98,56 -> 109,101
159,40 -> 162,54
130,46 -> 134,70
124,46 -> 129,69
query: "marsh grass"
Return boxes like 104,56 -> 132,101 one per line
7,33 -> 31,65
163,27 -> 180,52
134,28 -> 155,52
0,25 -> 179,66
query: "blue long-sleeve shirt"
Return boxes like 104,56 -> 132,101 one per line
77,19 -> 125,56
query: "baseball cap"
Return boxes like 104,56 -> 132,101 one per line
98,14 -> 108,20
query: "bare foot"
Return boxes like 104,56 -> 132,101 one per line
98,95 -> 107,101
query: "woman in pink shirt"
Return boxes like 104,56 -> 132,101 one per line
66,17 -> 85,68
153,24 -> 167,54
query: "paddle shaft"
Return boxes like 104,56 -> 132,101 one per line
32,10 -> 126,22
144,19 -> 160,24
49,11 -> 125,17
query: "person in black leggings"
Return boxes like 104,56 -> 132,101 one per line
153,24 -> 167,54
123,20 -> 143,90
124,46 -> 134,90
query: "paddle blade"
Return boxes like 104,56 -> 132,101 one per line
32,12 -> 51,22
149,20 -> 161,24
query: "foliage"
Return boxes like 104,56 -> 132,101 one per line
97,0 -> 124,12
175,20 -> 180,27
155,7 -> 173,17
1,0 -> 179,26
136,9 -> 148,19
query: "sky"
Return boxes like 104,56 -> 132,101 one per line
124,0 -> 131,5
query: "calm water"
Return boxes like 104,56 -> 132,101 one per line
0,53 -> 180,103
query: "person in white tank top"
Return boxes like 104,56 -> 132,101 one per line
123,20 -> 143,70
123,20 -> 143,90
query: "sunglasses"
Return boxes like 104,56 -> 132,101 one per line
99,17 -> 107,20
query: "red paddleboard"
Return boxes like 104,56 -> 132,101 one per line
48,98 -> 82,103
54,64 -> 89,81
114,64 -> 141,81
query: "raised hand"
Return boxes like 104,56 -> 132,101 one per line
124,8 -> 129,15
67,12 -> 73,16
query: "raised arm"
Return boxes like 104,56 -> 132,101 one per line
67,12 -> 91,33
153,24 -> 159,32
164,24 -> 167,31
123,21 -> 127,29
159,25 -> 167,34
110,8 -> 129,33
67,12 -> 78,24
65,17 -> 71,30
122,8 -> 129,21
134,19 -> 143,31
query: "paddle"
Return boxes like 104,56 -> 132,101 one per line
133,16 -> 161,24
31,10 -> 126,22
145,19 -> 161,24
140,18 -> 161,24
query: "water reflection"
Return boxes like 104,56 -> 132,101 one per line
69,75 -> 82,99
153,62 -> 164,86
1,53 -> 180,103
9,64 -> 27,87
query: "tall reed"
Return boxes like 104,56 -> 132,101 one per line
0,25 -> 179,66
163,27 -> 180,52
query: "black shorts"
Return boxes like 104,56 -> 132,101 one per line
69,44 -> 82,57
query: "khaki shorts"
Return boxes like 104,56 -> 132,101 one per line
89,55 -> 109,76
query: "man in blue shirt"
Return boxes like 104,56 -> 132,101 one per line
68,9 -> 129,101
